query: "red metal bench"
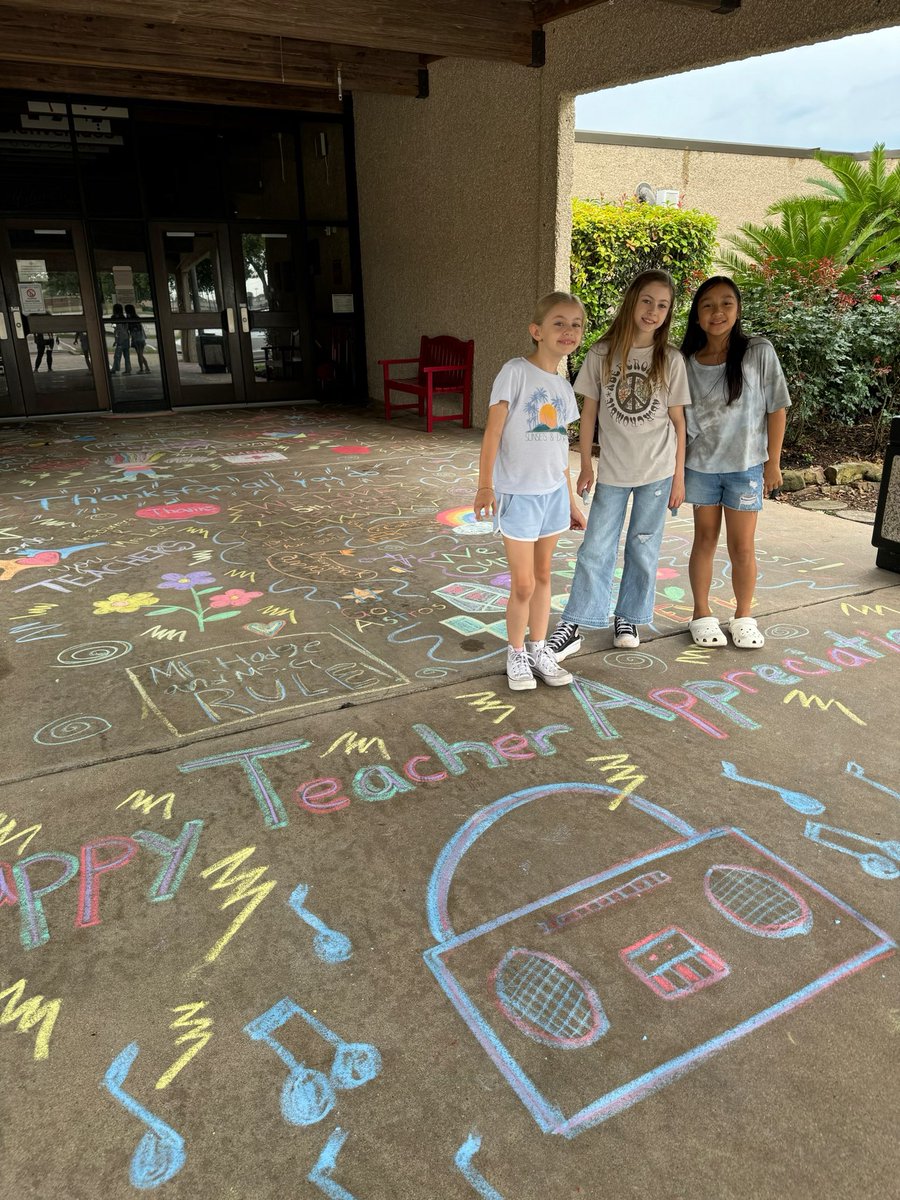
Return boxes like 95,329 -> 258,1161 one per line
379,335 -> 474,433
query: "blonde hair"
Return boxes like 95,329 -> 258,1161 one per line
596,270 -> 675,390
530,291 -> 587,345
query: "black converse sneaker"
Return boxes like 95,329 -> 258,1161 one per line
613,617 -> 640,649
546,620 -> 582,661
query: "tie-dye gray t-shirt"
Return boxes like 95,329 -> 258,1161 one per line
685,337 -> 791,473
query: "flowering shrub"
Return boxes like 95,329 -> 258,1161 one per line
570,197 -> 717,364
738,266 -> 900,445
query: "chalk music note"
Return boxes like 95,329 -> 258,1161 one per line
846,761 -> 900,802
721,761 -> 825,815
243,998 -> 381,1127
804,820 -> 900,880
102,1042 -> 186,1190
288,882 -> 353,963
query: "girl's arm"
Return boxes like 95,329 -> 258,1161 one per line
473,402 -> 508,518
576,393 -> 598,496
764,408 -> 787,496
667,405 -> 686,509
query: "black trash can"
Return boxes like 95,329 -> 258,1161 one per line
197,332 -> 227,374
872,414 -> 900,573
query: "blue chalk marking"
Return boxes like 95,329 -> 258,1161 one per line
244,998 -> 381,1127
425,813 -> 896,1137
846,760 -> 900,802
178,738 -> 311,829
102,1043 -> 186,1190
455,1132 -> 504,1199
308,1128 -> 356,1200
426,781 -> 696,944
721,760 -> 825,815
288,883 -> 353,962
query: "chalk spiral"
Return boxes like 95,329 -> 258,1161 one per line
763,624 -> 809,640
34,715 -> 111,745
57,640 -> 133,667
602,650 -> 667,672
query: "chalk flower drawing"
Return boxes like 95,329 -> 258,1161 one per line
93,591 -> 160,615
140,577 -> 262,631
158,571 -> 216,590
208,588 -> 263,609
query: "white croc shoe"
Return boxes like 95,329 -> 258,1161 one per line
688,616 -> 727,647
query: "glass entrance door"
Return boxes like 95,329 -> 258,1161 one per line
232,227 -> 312,400
0,220 -> 108,417
149,224 -> 242,408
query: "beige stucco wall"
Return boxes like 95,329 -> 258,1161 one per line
573,138 -> 900,245
354,0 -> 900,427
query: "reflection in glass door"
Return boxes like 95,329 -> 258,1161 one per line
150,225 -> 241,408
0,221 -> 108,417
233,228 -> 311,400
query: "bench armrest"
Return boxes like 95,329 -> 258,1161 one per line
422,364 -> 466,375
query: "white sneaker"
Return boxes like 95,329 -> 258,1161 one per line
507,646 -> 536,691
527,641 -> 573,687
613,617 -> 640,649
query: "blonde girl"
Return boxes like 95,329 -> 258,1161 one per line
474,292 -> 587,691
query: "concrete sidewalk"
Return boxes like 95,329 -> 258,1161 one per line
1,404 -> 897,1199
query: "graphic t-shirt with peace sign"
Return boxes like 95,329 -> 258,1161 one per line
573,341 -> 690,487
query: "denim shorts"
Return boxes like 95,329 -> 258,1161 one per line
684,464 -> 764,512
494,481 -> 570,541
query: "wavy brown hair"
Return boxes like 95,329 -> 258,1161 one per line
596,270 -> 675,391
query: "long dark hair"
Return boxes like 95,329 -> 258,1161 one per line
681,276 -> 749,404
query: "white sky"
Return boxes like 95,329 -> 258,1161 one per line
575,26 -> 900,151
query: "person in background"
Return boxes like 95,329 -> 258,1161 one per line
33,331 -> 55,371
110,303 -> 131,375
125,304 -> 150,374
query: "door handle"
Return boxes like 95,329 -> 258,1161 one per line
239,305 -> 250,333
11,308 -> 25,339
224,307 -> 236,334
0,313 -> 7,340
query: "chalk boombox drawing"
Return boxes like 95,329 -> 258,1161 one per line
424,784 -> 895,1137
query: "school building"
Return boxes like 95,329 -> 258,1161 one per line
574,132 -> 900,246
0,0 -> 898,428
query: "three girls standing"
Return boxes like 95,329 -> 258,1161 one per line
477,272 -> 790,689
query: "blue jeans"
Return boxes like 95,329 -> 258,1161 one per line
562,476 -> 672,628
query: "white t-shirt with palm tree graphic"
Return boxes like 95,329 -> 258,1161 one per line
489,357 -> 579,495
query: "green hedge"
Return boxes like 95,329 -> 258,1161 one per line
570,197 -> 718,365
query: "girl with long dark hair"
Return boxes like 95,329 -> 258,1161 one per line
680,276 -> 790,649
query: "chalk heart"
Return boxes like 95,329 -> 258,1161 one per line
244,620 -> 286,637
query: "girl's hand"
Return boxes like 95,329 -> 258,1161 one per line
569,504 -> 587,531
474,486 -> 496,519
668,477 -> 685,510
576,467 -> 594,496
763,463 -> 783,496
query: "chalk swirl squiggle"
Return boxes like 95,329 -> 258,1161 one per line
57,640 -> 133,666
763,624 -> 810,640
34,715 -> 111,745
602,650 -> 668,672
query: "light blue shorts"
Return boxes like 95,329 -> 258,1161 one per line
685,464 -> 764,512
494,481 -> 571,541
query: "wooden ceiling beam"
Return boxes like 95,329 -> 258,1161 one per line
3,0 -> 542,65
0,61 -> 344,110
0,8 -> 424,96
657,0 -> 740,12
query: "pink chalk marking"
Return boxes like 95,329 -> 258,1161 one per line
77,836 -> 139,928
135,502 -> 221,519
330,445 -> 371,455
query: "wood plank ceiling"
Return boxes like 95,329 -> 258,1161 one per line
0,0 -> 740,112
